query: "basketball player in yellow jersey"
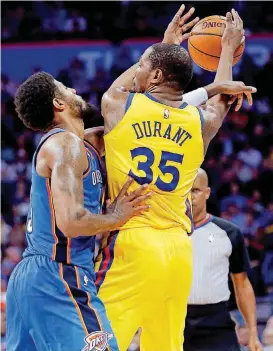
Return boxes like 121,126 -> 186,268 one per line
96,7 -> 256,351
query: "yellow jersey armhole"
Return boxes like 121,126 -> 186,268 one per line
104,92 -> 137,140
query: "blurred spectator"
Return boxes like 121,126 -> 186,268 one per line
42,2 -> 67,34
1,246 -> 23,282
1,217 -> 12,247
64,9 -> 87,34
110,46 -> 134,80
233,159 -> 257,184
14,149 -> 32,180
1,74 -> 17,100
238,143 -> 263,169
68,58 -> 89,95
220,182 -> 248,212
1,103 -> 15,134
1,305 -> 6,351
12,181 -> 29,223
89,68 -> 112,105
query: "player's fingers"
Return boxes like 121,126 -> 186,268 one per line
182,33 -> 191,40
243,86 -> 257,93
231,9 -> 239,27
131,192 -> 152,207
241,35 -> 245,45
118,177 -> 134,198
235,9 -> 241,28
106,199 -> 111,207
126,183 -> 149,201
180,6 -> 195,26
236,10 -> 244,28
244,91 -> 253,106
133,205 -> 150,215
226,12 -> 232,27
182,16 -> 199,32
227,95 -> 237,105
171,4 -> 185,24
235,93 -> 243,111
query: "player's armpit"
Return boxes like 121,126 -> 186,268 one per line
84,126 -> 105,156
199,103 -> 224,154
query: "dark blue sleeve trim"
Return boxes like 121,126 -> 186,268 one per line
197,107 -> 205,132
125,93 -> 135,113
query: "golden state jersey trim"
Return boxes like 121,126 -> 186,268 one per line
144,92 -> 188,109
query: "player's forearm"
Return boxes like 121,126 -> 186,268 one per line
214,45 -> 234,82
206,46 -> 234,122
234,278 -> 258,334
59,208 -> 119,238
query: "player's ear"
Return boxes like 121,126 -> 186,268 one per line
151,69 -> 163,85
205,187 -> 211,200
53,97 -> 65,111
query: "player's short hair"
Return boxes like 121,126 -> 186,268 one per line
149,43 -> 193,91
14,72 -> 59,131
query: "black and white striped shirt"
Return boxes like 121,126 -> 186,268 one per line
188,215 -> 250,305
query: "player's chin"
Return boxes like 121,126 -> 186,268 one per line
81,103 -> 98,120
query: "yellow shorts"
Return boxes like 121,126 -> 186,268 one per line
95,227 -> 193,351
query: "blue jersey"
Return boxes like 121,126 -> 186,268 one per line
23,128 -> 105,269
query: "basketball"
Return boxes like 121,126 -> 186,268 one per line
188,15 -> 245,72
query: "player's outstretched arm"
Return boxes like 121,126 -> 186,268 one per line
106,5 -> 198,93
200,10 -> 256,151
44,132 -> 150,238
101,4 -> 199,124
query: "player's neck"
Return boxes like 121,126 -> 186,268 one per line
146,86 -> 184,108
54,118 -> 84,139
193,209 -> 209,227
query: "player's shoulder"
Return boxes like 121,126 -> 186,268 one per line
102,86 -> 130,120
102,87 -> 129,106
43,130 -> 82,150
211,216 -> 242,239
41,130 -> 84,163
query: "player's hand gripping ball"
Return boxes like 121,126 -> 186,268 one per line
188,13 -> 245,71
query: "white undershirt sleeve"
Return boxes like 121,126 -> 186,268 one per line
182,88 -> 208,107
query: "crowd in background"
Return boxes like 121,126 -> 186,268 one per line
1,1 -> 273,350
1,1 -> 273,43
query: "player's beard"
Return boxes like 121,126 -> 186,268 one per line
69,99 -> 97,121
81,102 -> 97,121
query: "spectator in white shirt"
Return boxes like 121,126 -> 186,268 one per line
238,144 -> 262,168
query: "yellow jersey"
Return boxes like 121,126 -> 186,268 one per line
104,92 -> 204,233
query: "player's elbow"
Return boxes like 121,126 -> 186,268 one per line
56,218 -> 81,238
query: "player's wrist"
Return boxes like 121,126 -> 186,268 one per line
204,82 -> 223,98
221,43 -> 236,55
248,325 -> 258,335
104,213 -> 122,231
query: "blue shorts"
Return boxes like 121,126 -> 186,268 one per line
6,255 -> 119,351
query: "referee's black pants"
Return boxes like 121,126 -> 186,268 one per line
183,302 -> 241,351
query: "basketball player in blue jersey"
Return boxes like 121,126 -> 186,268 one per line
6,75 -> 152,351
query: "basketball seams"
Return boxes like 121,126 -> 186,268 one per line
188,40 -> 243,59
191,32 -> 223,38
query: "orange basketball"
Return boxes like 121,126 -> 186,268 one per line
188,15 -> 245,72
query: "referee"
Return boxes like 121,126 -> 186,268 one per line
184,169 -> 263,351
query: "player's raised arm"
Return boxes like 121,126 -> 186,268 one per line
101,4 -> 199,120
200,10 -> 256,151
43,132 -> 150,238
